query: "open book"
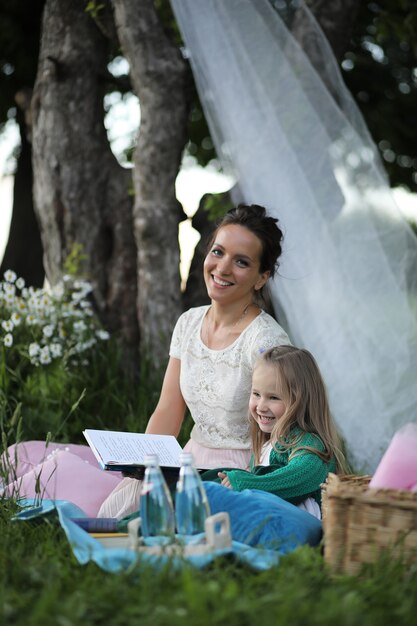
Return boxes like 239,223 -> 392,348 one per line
83,429 -> 186,473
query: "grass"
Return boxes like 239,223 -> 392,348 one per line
1,339 -> 417,625
1,494 -> 417,626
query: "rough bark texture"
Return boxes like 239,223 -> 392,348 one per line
112,0 -> 191,364
31,0 -> 139,373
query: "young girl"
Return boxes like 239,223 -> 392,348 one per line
214,345 -> 347,518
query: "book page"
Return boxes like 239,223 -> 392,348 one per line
83,429 -> 183,467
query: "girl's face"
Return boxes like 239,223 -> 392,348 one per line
203,224 -> 269,305
249,362 -> 286,434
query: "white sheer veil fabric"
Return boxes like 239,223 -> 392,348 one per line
170,0 -> 417,472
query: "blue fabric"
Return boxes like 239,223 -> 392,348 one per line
12,487 -> 322,573
204,482 -> 322,551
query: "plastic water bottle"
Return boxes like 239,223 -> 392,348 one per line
175,452 -> 211,535
140,454 -> 175,541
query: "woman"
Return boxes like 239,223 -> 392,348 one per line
98,204 -> 291,517
3,204 -> 290,517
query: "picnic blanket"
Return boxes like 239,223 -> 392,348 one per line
12,482 -> 322,573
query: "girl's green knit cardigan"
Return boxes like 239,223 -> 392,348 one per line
225,428 -> 336,506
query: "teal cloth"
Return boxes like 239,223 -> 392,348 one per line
12,484 -> 321,573
12,498 -> 282,572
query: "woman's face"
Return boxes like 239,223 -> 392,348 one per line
249,362 -> 286,434
203,224 -> 269,305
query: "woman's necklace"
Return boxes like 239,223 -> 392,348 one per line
204,302 -> 254,349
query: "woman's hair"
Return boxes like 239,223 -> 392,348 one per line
250,345 -> 347,472
207,204 -> 284,306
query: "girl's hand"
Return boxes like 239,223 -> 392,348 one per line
218,472 -> 232,489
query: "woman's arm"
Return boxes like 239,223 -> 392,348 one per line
145,357 -> 186,437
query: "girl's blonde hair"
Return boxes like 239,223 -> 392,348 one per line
250,345 -> 347,472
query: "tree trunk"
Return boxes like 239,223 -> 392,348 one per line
31,0 -> 139,374
112,0 -> 191,365
0,107 -> 44,287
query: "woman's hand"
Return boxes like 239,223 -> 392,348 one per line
218,472 -> 232,489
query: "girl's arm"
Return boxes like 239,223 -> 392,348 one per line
145,357 -> 186,437
225,450 -> 334,503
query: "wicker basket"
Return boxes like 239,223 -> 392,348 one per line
321,473 -> 417,575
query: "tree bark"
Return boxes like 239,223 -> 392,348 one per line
31,0 -> 139,373
112,0 -> 191,364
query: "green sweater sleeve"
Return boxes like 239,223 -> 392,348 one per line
226,435 -> 335,504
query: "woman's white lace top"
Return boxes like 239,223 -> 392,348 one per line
170,306 -> 290,449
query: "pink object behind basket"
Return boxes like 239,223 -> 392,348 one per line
370,423 -> 417,490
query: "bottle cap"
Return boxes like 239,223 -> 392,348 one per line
179,451 -> 194,465
144,453 -> 159,466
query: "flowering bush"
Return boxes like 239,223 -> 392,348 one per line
0,269 -> 117,441
0,269 -> 110,370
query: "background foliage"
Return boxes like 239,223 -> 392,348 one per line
0,1 -> 416,185
342,0 -> 417,191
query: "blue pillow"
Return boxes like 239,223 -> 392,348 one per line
204,482 -> 322,552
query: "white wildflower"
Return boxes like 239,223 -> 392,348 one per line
3,283 -> 16,296
2,320 -> 13,332
42,324 -> 55,338
71,291 -> 83,303
50,343 -> 63,358
73,320 -> 87,333
83,338 -> 96,350
52,282 -> 65,299
39,346 -> 52,365
96,329 -> 110,341
80,282 -> 93,296
4,333 -> 13,347
4,270 -> 17,283
5,292 -> 15,306
21,287 -> 29,298
11,312 -> 22,326
15,277 -> 25,290
40,294 -> 51,309
29,343 -> 41,358
26,314 -> 37,326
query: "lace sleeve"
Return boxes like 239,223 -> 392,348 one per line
249,318 -> 291,366
169,311 -> 187,360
